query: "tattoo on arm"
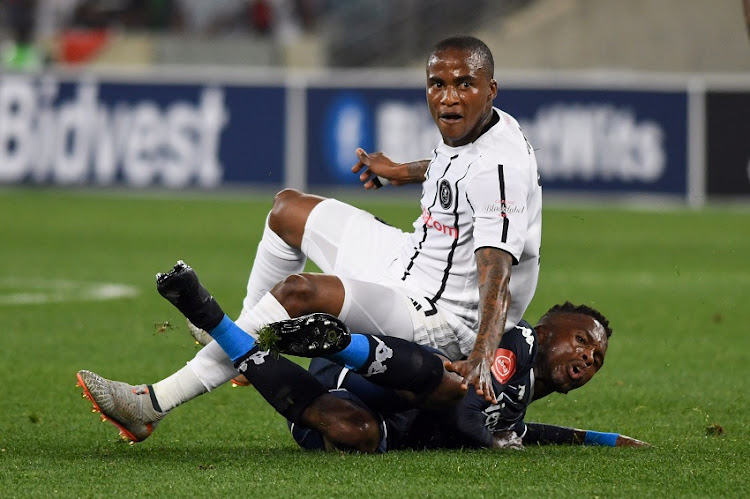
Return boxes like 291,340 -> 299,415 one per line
406,160 -> 429,183
474,248 -> 513,357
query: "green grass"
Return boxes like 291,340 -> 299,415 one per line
0,188 -> 748,497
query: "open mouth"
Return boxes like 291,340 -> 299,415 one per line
567,364 -> 584,380
440,113 -> 463,122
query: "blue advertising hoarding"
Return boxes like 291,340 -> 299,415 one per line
1,71 -> 691,198
306,87 -> 439,188
503,88 -> 688,194
0,75 -> 285,188
306,85 -> 688,195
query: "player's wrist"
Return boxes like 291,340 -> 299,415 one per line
583,430 -> 619,446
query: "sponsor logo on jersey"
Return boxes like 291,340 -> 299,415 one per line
491,348 -> 516,384
484,200 -> 525,216
516,325 -> 535,354
439,179 -> 452,209
420,206 -> 458,239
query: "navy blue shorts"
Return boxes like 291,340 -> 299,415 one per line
288,358 -> 418,452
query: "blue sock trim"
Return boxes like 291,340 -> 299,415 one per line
209,315 -> 256,362
584,431 -> 619,447
328,333 -> 370,370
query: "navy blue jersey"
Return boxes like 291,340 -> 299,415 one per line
395,319 -> 537,449
292,320 -> 538,451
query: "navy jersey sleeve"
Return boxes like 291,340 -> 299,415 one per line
447,321 -> 538,448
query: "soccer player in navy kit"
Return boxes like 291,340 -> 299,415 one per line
283,302 -> 645,451
76,35 -> 547,442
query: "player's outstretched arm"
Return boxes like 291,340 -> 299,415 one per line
351,148 -> 428,189
445,248 -> 513,404
522,422 -> 650,447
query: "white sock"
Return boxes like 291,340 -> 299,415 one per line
152,293 -> 293,407
151,365 -> 209,413
242,215 -> 306,310
235,292 -> 291,337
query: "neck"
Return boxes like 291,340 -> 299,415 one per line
532,365 -> 553,401
474,108 -> 498,141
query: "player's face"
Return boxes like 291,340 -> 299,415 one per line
541,314 -> 608,394
426,47 -> 497,147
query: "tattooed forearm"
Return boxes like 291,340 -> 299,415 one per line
406,160 -> 429,183
473,247 -> 513,356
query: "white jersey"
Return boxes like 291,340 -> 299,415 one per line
394,108 -> 542,334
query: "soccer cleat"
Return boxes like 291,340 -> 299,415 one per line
187,319 -> 213,347
256,313 -> 351,357
156,260 -> 225,332
76,370 -> 166,443
187,319 -> 252,387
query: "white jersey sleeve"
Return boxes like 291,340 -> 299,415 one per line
466,112 -> 538,264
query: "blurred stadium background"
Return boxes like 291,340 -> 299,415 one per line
1,0 -> 749,204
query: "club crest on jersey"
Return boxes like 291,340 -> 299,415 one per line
439,180 -> 452,209
491,348 -> 516,384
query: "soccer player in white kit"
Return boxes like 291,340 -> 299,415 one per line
76,35 -> 543,443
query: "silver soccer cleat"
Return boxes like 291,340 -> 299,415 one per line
76,370 -> 166,443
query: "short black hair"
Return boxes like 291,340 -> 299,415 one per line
429,35 -> 494,79
541,301 -> 613,338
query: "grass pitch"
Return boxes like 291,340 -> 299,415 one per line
0,188 -> 748,497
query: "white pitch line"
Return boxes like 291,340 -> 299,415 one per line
0,278 -> 139,305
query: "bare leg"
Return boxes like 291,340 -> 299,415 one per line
241,189 -> 325,310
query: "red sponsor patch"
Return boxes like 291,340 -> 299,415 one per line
491,348 -> 516,384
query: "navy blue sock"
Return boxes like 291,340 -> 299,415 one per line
328,334 -> 444,396
208,315 -> 256,362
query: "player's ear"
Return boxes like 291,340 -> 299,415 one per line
488,79 -> 498,101
534,322 -> 551,345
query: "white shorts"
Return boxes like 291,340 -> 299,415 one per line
300,199 -> 475,360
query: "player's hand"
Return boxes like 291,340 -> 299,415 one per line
616,434 -> 651,447
351,148 -> 399,189
444,355 -> 497,404
492,430 -> 525,450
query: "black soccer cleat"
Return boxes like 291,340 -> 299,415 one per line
156,260 -> 225,332
256,313 -> 351,357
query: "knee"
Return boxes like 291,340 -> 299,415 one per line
270,274 -> 316,315
268,189 -> 324,247
326,408 -> 381,453
268,188 -> 302,231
